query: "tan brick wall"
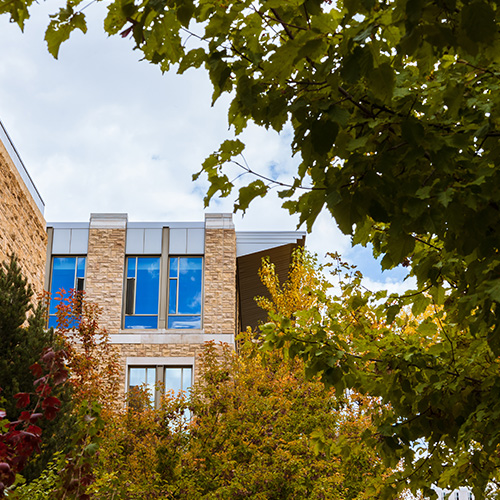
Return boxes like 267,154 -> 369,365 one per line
203,227 -> 237,335
0,144 -> 46,295
82,213 -> 237,402
85,227 -> 126,333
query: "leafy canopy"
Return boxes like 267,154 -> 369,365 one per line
2,0 -> 499,354
3,0 -> 500,495
88,339 -> 391,500
260,252 -> 500,499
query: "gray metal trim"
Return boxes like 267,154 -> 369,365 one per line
158,227 -> 169,329
44,227 -> 54,292
128,221 -> 204,229
235,231 -> 306,257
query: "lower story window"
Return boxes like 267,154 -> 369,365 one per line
165,366 -> 192,394
128,366 -> 156,406
127,364 -> 193,408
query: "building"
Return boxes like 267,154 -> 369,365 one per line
0,119 -> 46,295
44,213 -> 305,403
0,120 -> 305,404
0,116 -> 478,500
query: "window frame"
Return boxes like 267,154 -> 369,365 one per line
167,255 -> 204,330
126,357 -> 194,408
123,255 -> 161,330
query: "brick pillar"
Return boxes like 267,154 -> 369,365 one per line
85,214 -> 127,333
203,213 -> 236,335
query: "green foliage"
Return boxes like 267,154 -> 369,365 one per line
90,390 -> 186,499
4,0 -> 500,494
259,253 -> 500,498
160,340 -> 389,499
10,401 -> 104,500
0,255 -> 74,481
12,453 -> 64,500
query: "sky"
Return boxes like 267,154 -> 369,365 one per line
0,2 -> 411,292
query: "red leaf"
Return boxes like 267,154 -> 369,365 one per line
30,362 -> 43,378
19,411 -> 31,422
43,406 -> 59,421
13,393 -> 30,409
25,425 -> 42,436
52,368 -> 68,386
42,396 -> 61,410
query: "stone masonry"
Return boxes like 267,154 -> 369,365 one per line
203,214 -> 237,335
85,214 -> 127,333
47,212 -> 241,401
0,142 -> 46,295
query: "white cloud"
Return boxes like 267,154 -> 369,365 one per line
0,4 -> 407,289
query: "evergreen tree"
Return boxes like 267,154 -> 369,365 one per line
0,254 -> 73,481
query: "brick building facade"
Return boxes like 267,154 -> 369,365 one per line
0,120 -> 46,295
45,213 -> 304,403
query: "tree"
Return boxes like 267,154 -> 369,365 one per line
0,257 -> 109,496
260,253 -> 500,499
0,255 -> 74,481
89,249 -> 392,499
89,339 -> 391,500
0,346 -> 69,497
161,339 -> 391,500
53,290 -> 121,412
2,0 -> 500,494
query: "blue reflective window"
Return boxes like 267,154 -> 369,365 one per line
167,316 -> 202,329
49,256 -> 86,328
168,257 -> 202,329
124,257 -> 160,329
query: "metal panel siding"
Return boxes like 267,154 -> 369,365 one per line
52,229 -> 71,254
126,228 -> 144,254
187,228 -> 205,254
144,228 -> 162,254
69,229 -> 89,254
169,228 -> 188,254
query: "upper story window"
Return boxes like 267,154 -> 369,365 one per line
124,257 -> 160,329
168,257 -> 203,329
48,256 -> 86,328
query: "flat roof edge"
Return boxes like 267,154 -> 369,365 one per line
0,119 -> 45,215
47,221 -> 206,229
